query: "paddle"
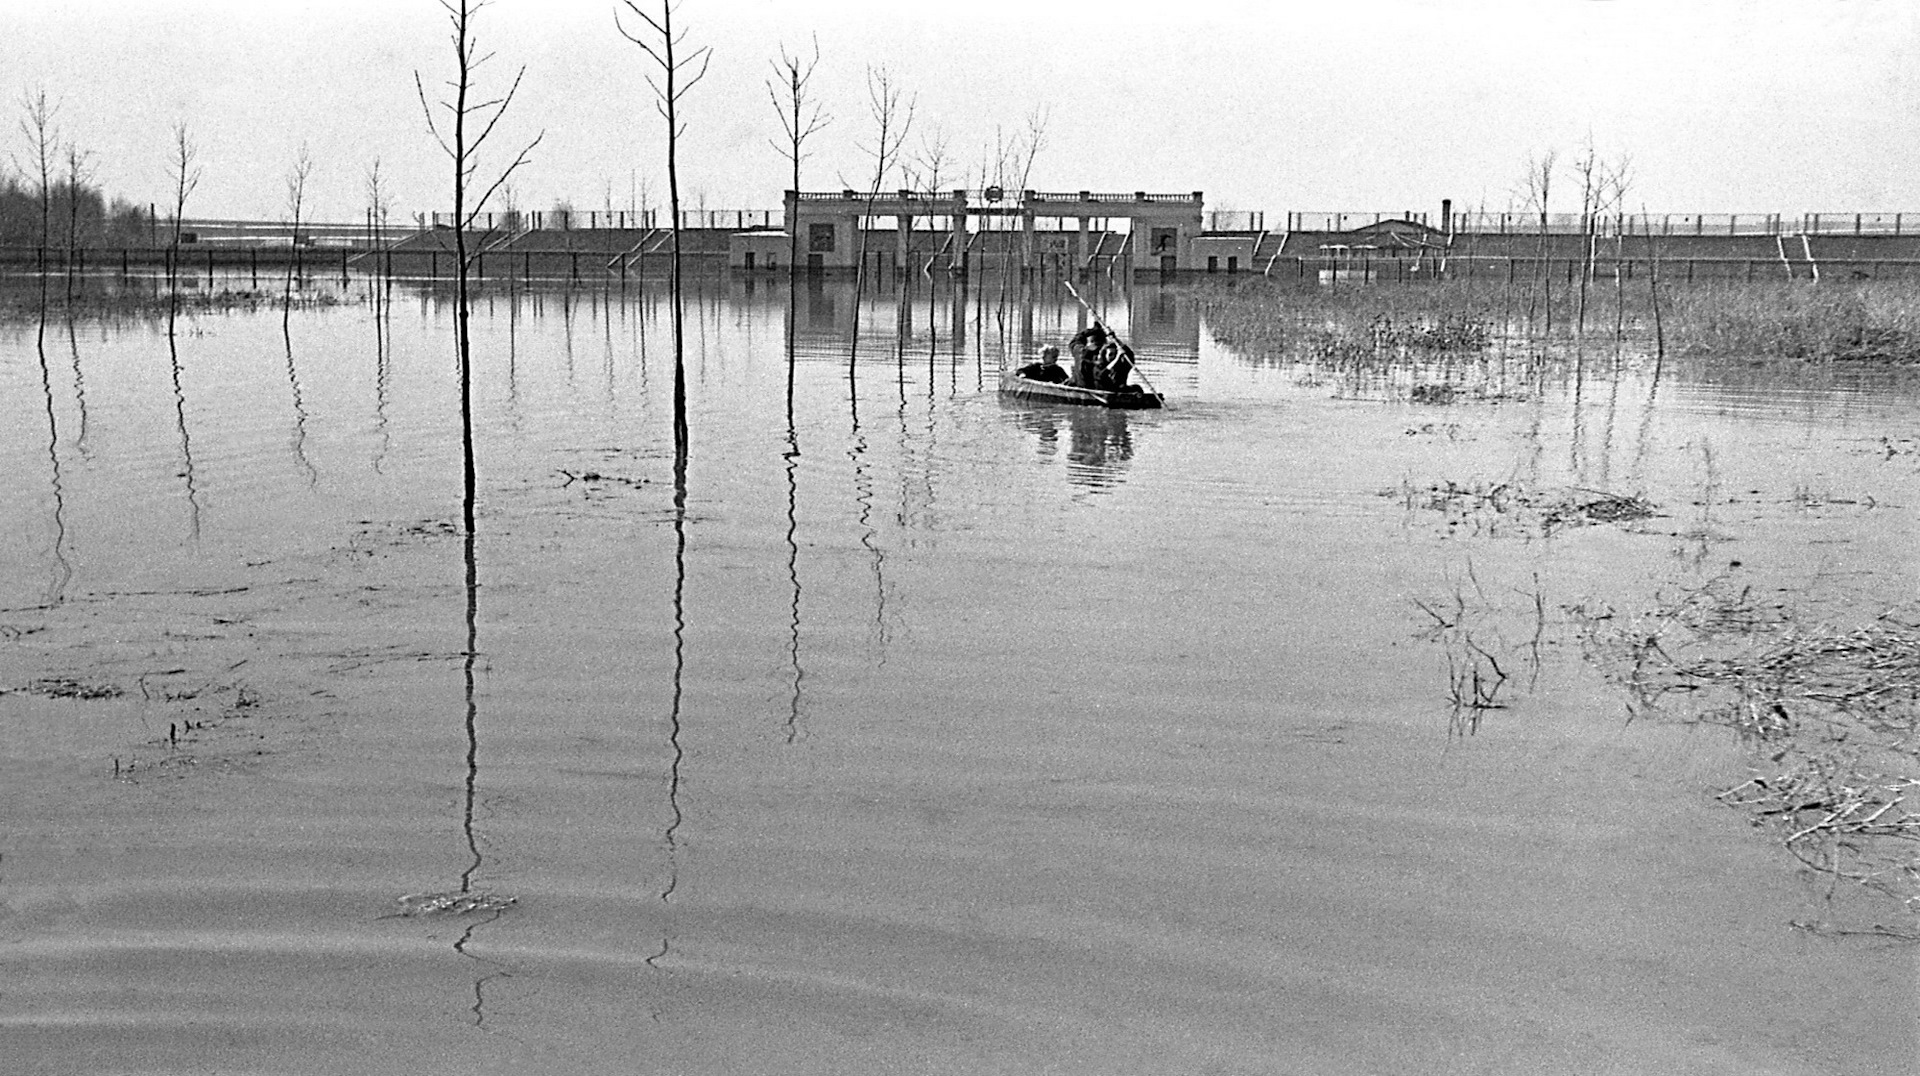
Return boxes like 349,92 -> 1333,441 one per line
1061,279 -> 1159,397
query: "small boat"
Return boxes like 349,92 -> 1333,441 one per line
997,367 -> 1164,410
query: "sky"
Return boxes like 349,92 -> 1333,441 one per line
4,0 -> 1919,224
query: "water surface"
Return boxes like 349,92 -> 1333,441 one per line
1,277 -> 1913,1074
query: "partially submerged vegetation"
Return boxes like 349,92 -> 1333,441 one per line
1664,283 -> 1920,363
1413,560 -> 1920,935
1194,276 -> 1920,372
0,279 -> 344,323
1397,479 -> 1657,538
1578,576 -> 1920,937
1197,278 -> 1503,369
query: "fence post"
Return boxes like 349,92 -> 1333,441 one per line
1855,213 -> 1862,236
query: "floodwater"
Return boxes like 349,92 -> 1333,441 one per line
1,275 -> 1914,1075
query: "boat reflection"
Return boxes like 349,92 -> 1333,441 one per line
1003,398 -> 1139,491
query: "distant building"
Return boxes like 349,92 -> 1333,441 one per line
730,229 -> 789,271
1318,218 -> 1448,257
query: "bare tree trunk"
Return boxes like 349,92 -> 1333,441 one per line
365,156 -> 393,286
849,65 -> 914,372
417,0 -> 542,536
1643,210 -> 1666,372
767,34 -> 828,301
619,0 -> 710,468
1522,149 -> 1556,342
1604,155 -> 1633,347
166,121 -> 202,339
283,143 -> 313,333
19,90 -> 59,330
62,142 -> 95,305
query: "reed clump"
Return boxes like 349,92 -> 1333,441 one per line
1192,278 -> 1500,368
1579,576 -> 1920,932
1662,282 -> 1920,363
1195,274 -> 1920,372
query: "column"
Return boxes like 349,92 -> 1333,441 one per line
950,190 -> 969,274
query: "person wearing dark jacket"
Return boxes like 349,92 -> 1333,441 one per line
1016,345 -> 1069,383
1098,340 -> 1136,391
1068,325 -> 1108,387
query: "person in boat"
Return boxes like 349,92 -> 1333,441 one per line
1016,345 -> 1069,384
1097,338 -> 1137,392
1068,325 -> 1108,388
1070,324 -> 1140,392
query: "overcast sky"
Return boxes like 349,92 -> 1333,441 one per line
5,0 -> 1917,223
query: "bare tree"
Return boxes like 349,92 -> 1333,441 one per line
1013,104 -> 1049,194
1572,138 -> 1601,337
616,0 -> 711,465
1520,148 -> 1557,338
900,126 -> 954,361
767,34 -> 829,397
766,34 -> 829,280
1603,154 -> 1633,344
16,90 -> 58,285
283,143 -> 313,326
906,125 -> 951,275
61,141 -> 97,300
364,157 -> 391,249
1642,201 -> 1666,371
415,0 -> 543,293
364,156 -> 394,368
166,120 -> 202,335
499,182 -> 521,229
169,121 -> 201,252
1010,105 -> 1047,282
364,155 -> 394,290
416,0 -> 543,539
848,64 -> 915,368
